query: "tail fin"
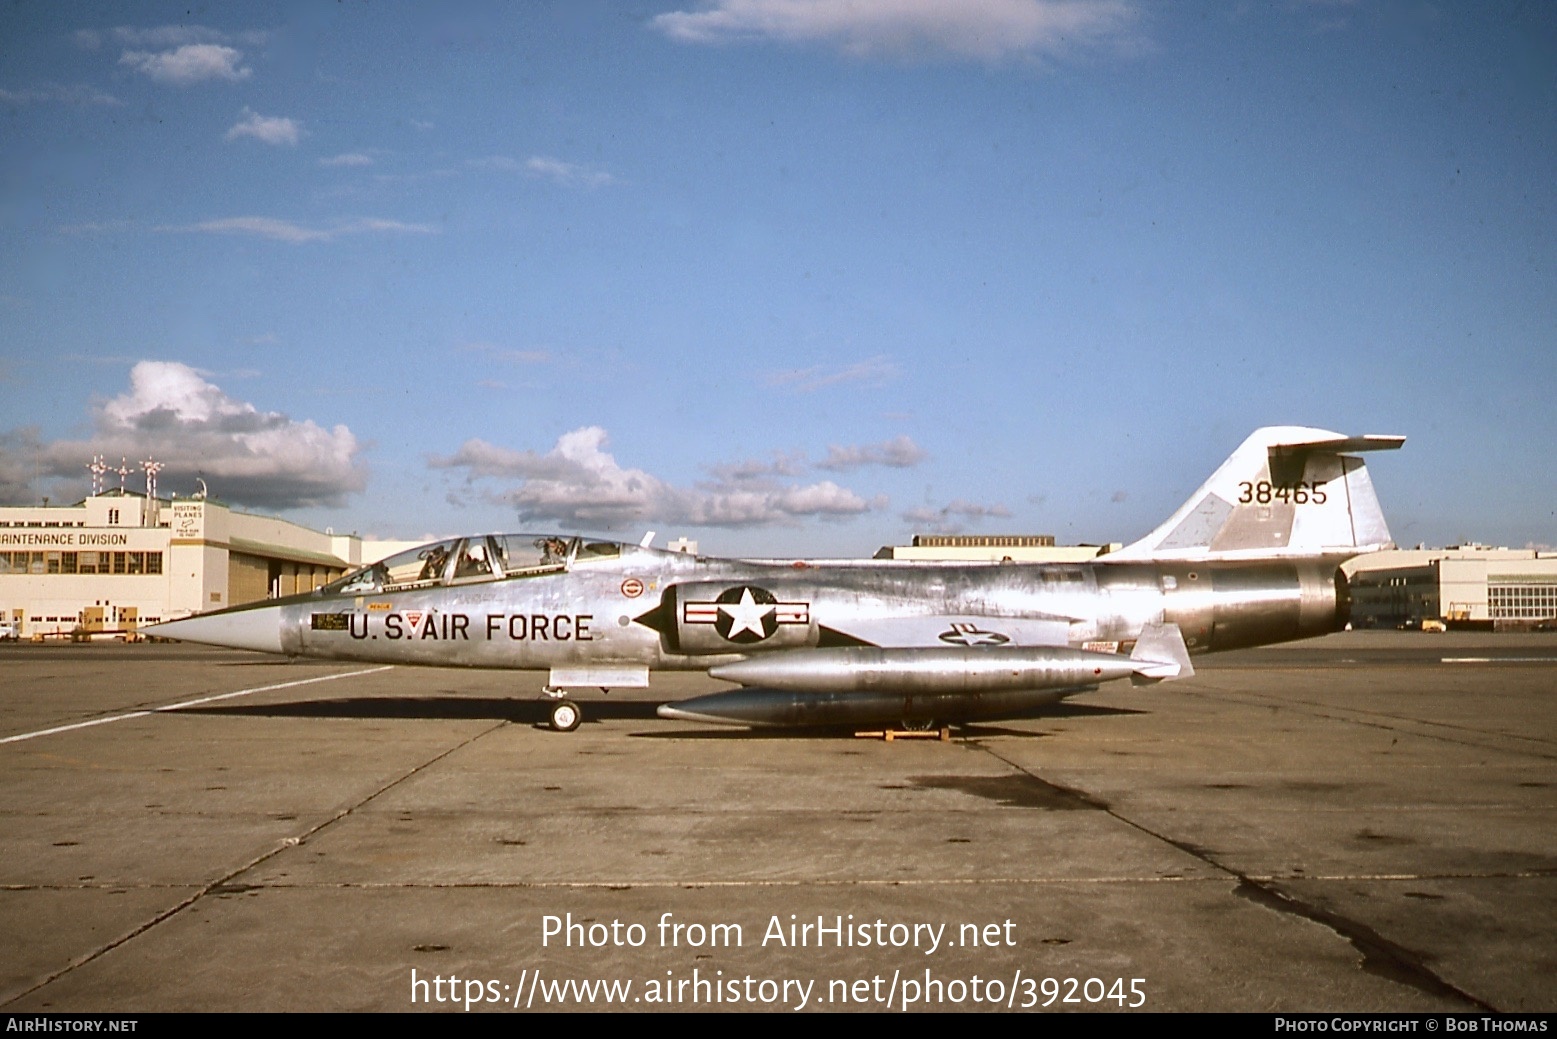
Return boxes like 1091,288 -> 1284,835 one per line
1107,426 -> 1404,563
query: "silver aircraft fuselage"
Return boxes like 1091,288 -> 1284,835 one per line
273,552 -> 1343,669
151,426 -> 1400,730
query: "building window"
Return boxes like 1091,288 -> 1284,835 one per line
1488,582 -> 1557,620
109,508 -> 120,524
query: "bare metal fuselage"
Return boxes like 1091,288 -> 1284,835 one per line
277,551 -> 1345,670
152,425 -> 1397,729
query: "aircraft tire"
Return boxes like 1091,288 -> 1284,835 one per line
549,700 -> 582,733
900,717 -> 938,732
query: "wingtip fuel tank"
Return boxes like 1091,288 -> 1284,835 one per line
708,646 -> 1144,694
662,633 -> 1196,727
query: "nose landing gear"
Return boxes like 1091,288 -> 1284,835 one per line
548,699 -> 582,732
541,685 -> 582,732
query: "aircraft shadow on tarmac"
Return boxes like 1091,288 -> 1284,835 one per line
177,697 -> 1145,738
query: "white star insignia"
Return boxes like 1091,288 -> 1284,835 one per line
720,588 -> 774,640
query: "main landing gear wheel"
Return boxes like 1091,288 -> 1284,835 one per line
549,700 -> 582,733
900,717 -> 939,732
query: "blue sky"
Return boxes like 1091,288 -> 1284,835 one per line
2,1 -> 1553,555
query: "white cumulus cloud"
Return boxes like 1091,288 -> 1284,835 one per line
817,435 -> 926,471
525,156 -> 616,188
902,498 -> 1012,534
166,216 -> 438,244
7,361 -> 366,509
430,427 -> 876,529
653,0 -> 1141,61
765,355 -> 897,393
110,26 -> 268,48
120,43 -> 251,84
225,108 -> 301,146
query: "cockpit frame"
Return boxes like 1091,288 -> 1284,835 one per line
320,534 -> 625,598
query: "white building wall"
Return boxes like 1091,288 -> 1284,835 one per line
1,493 -> 363,635
1438,558 -> 1491,621
0,513 -> 176,634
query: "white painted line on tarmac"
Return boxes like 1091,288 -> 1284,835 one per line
1442,657 -> 1557,664
0,666 -> 394,746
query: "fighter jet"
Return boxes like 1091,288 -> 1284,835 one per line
151,426 -> 1403,732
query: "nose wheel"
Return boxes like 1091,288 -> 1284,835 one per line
548,698 -> 582,733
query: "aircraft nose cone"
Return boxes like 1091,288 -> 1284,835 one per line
150,605 -> 284,654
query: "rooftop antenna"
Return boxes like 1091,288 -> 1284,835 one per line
194,477 -> 208,500
141,458 -> 163,501
115,458 -> 130,494
87,455 -> 108,496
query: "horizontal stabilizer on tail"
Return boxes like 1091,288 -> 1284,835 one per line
1107,426 -> 1404,564
1268,434 -> 1405,484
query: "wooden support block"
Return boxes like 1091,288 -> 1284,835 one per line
854,727 -> 952,742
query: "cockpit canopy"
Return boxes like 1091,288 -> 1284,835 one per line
319,534 -> 623,596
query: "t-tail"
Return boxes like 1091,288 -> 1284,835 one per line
1106,426 -> 1405,564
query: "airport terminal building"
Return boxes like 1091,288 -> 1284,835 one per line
0,491 -> 369,637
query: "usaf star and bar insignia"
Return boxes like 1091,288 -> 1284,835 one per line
936,622 -> 1012,646
683,585 -> 810,644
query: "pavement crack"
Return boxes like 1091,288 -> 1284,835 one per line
1176,685 -> 1557,759
1231,880 -> 1495,1011
974,741 -> 1498,1012
0,717 -> 509,1009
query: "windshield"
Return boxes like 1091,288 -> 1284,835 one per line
321,538 -> 463,595
489,534 -> 575,574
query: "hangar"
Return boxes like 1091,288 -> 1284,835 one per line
1345,545 -> 1557,630
0,490 -> 370,638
